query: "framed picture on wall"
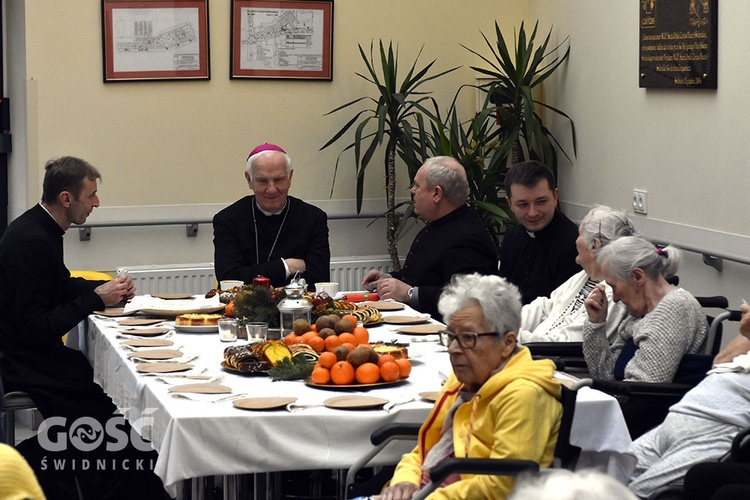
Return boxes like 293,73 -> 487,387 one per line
101,0 -> 210,82
230,0 -> 333,80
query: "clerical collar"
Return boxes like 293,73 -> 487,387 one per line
525,210 -> 562,239
39,202 -> 62,228
254,198 -> 287,216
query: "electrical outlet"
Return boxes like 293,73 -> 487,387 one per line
633,190 -> 648,215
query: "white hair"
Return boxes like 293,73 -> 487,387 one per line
438,273 -> 522,336
509,469 -> 638,500
578,205 -> 638,251
597,235 -> 681,281
245,150 -> 292,180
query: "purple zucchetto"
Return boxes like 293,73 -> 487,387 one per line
247,142 -> 287,160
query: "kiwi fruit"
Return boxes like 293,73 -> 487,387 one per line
315,315 -> 336,331
318,327 -> 336,339
334,318 -> 355,334
368,349 -> 380,364
346,346 -> 372,368
292,318 -> 311,335
332,345 -> 351,362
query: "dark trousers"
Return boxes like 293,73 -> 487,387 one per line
684,462 -> 750,500
2,345 -> 167,499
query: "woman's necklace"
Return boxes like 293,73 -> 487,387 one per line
548,277 -> 598,330
252,198 -> 291,263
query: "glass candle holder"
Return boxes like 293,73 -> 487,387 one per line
218,318 -> 237,342
245,322 -> 268,342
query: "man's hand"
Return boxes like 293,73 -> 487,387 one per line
375,277 -> 412,303
584,283 -> 609,324
375,481 -> 419,500
713,305 -> 750,365
362,269 -> 388,292
95,276 -> 135,306
285,258 -> 307,275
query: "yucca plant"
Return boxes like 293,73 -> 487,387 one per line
320,40 -> 458,270
464,21 -> 577,178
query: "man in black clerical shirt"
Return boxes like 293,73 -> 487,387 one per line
361,156 -> 499,319
0,156 -> 166,498
499,160 -> 581,304
213,143 -> 331,288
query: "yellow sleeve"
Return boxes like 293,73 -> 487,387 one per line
427,382 -> 561,500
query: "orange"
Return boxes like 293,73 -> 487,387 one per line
284,333 -> 299,346
301,331 -> 319,343
330,361 -> 355,385
338,332 -> 357,346
377,354 -> 397,367
311,367 -> 331,384
317,351 -> 337,369
340,314 -> 358,328
225,301 -> 236,318
395,358 -> 412,379
324,334 -> 342,352
352,326 -> 369,345
309,324 -> 318,332
307,335 -> 325,353
340,342 -> 356,352
355,362 -> 381,384
380,361 -> 400,382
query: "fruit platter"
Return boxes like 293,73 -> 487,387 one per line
283,314 -> 412,388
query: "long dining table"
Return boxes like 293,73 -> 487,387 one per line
81,299 -> 636,498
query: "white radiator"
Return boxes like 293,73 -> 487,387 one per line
329,255 -> 393,291
118,256 -> 394,295
117,263 -> 216,295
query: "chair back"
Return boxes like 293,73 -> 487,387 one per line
69,270 -> 113,281
554,385 -> 581,470
730,426 -> 750,463
696,295 -> 729,356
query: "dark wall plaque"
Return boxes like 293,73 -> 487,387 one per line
640,0 -> 718,89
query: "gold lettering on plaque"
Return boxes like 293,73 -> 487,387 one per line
641,0 -> 657,28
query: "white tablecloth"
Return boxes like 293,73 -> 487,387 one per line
84,303 -> 635,495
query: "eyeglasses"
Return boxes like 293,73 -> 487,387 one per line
439,331 -> 499,349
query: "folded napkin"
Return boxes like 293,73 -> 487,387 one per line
707,353 -> 750,375
342,292 -> 379,303
124,294 -> 221,313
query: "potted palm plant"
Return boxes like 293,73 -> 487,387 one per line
419,21 -> 577,250
320,40 -> 457,270
464,20 -> 577,178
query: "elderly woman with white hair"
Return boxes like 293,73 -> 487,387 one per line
519,205 -> 636,343
582,236 -> 708,383
377,274 -> 562,500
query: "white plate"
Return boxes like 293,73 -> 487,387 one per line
174,324 -> 219,333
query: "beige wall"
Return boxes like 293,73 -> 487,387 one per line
8,0 -> 525,270
14,0 -> 525,206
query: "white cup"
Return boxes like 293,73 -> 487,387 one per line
315,282 -> 340,296
220,280 -> 244,290
245,322 -> 268,342
218,318 -> 237,342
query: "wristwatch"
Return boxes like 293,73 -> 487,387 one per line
407,287 -> 415,300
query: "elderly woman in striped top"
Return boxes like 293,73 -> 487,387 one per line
518,205 -> 636,344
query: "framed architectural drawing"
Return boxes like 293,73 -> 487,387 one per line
102,0 -> 210,82
231,0 -> 334,80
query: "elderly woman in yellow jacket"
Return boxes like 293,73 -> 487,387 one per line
378,273 -> 563,500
